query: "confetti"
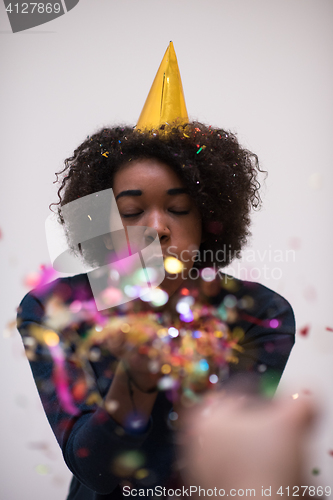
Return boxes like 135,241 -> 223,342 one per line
105,399 -> 119,414
35,464 -> 50,475
48,342 -> 80,415
23,265 -> 58,290
299,325 -> 310,336
3,320 -> 16,338
76,448 -> 90,458
18,270 -> 246,407
135,468 -> 149,480
164,257 -> 184,274
209,374 -> 218,384
161,364 -> 171,375
288,237 -> 301,250
302,389 -> 312,395
257,364 -> 267,373
72,379 -> 88,401
44,331 -> 60,347
112,451 -> 145,477
196,145 -> 206,154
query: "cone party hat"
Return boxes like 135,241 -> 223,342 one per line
136,42 -> 188,131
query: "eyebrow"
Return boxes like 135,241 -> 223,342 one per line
115,187 -> 188,200
116,190 -> 142,200
167,188 -> 188,196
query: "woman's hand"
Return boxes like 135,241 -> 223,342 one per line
104,328 -> 162,392
181,393 -> 317,497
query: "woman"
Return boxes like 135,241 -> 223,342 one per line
17,121 -> 295,500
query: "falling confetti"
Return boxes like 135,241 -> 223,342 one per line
23,265 -> 58,290
288,237 -> 301,250
18,275 -> 241,406
35,464 -> 50,475
3,320 -> 16,338
299,325 -> 310,337
164,257 -> 184,274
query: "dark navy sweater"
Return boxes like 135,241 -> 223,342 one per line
17,273 -> 295,500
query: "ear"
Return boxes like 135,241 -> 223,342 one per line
103,234 -> 113,250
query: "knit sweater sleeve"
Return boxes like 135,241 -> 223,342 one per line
17,282 -> 152,495
228,280 -> 295,393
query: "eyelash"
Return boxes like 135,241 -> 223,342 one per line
121,210 -> 190,218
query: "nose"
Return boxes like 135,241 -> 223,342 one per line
143,211 -> 170,244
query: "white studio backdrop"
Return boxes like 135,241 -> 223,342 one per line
0,1 -> 332,499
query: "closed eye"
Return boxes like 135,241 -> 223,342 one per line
121,210 -> 190,218
169,210 -> 190,215
120,212 -> 143,218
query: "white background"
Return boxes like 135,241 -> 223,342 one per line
0,1 -> 332,499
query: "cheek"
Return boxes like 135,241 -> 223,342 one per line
175,218 -> 201,247
176,220 -> 202,264
184,217 -> 202,245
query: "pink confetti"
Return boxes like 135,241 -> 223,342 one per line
24,265 -> 58,290
288,237 -> 301,250
49,344 -> 80,416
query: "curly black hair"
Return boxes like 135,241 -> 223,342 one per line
52,122 -> 264,269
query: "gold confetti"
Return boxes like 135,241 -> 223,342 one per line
161,364 -> 171,375
164,257 -> 184,274
135,468 -> 149,480
43,331 -> 59,347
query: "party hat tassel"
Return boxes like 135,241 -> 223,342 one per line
136,42 -> 189,131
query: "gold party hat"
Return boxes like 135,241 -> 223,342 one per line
136,42 -> 188,131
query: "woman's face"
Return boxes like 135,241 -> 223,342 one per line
112,158 -> 202,295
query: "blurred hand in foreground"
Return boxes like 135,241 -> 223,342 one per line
181,394 -> 317,497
